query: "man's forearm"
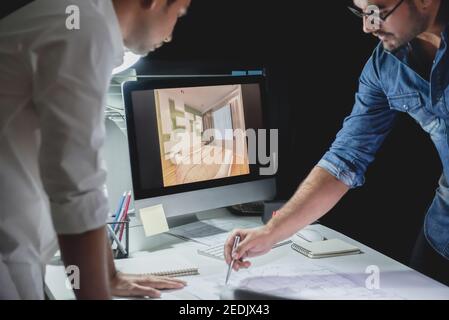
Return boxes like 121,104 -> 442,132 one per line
58,226 -> 111,299
267,166 -> 349,242
106,230 -> 117,279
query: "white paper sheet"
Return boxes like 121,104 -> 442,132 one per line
177,262 -> 404,300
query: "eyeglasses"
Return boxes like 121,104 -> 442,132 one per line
348,0 -> 405,21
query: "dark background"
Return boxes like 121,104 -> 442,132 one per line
134,0 -> 443,266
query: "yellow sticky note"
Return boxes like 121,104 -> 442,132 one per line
139,204 -> 169,237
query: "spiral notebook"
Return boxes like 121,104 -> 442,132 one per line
145,268 -> 199,277
291,238 -> 361,259
114,254 -> 199,278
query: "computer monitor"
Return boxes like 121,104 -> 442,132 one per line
123,75 -> 276,219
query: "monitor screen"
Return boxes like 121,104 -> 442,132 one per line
123,76 -> 269,201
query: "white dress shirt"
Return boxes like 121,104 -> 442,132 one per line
0,0 -> 124,299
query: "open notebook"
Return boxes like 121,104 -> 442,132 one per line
291,238 -> 361,259
114,255 -> 199,277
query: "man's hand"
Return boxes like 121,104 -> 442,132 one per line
223,167 -> 350,273
224,227 -> 276,271
110,272 -> 187,298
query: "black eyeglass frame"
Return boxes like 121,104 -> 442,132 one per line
348,0 -> 405,21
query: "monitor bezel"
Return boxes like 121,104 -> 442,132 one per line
123,75 -> 273,201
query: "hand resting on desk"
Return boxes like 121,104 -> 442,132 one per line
110,271 -> 187,298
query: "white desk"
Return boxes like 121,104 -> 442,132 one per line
45,208 -> 449,300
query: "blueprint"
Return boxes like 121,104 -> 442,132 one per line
176,262 -> 404,300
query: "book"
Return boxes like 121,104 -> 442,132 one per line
291,238 -> 361,259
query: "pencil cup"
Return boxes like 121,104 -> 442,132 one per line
107,216 -> 130,259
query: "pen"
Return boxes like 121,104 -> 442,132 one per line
225,235 -> 240,285
114,192 -> 131,233
118,191 -> 132,240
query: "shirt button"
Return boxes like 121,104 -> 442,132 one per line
403,104 -> 409,110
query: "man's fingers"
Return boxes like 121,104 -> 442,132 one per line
161,277 -> 187,285
139,277 -> 186,289
129,284 -> 161,298
152,279 -> 186,289
233,260 -> 251,271
232,237 -> 252,260
152,276 -> 187,285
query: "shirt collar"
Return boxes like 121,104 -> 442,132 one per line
441,21 -> 449,44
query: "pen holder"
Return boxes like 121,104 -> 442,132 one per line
107,217 -> 130,259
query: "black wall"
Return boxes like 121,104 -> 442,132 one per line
135,0 -> 443,266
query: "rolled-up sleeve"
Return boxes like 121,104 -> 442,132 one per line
31,19 -> 115,234
317,55 -> 397,188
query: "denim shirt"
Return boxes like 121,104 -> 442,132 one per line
318,24 -> 449,258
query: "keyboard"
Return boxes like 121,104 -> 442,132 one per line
229,202 -> 265,215
197,239 -> 292,260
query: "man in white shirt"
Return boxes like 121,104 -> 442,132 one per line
0,0 -> 191,299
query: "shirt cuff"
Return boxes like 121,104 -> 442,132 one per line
50,189 -> 109,235
317,154 -> 364,189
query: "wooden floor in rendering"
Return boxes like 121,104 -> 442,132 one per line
161,144 -> 249,187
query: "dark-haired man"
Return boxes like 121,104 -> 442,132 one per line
0,0 -> 190,299
225,0 -> 449,286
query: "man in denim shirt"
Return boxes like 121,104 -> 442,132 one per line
225,0 -> 449,286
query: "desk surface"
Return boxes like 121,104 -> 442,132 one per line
45,209 -> 449,300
